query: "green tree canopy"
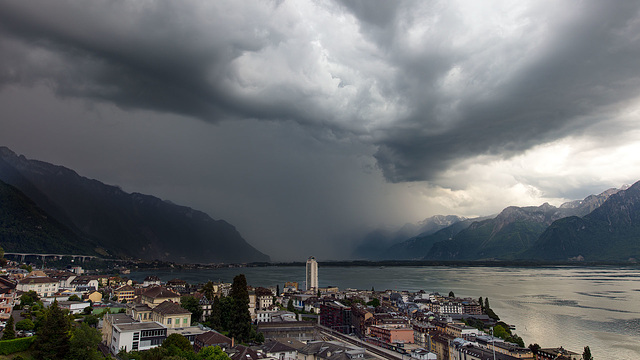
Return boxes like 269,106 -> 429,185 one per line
15,318 -> 34,331
181,296 -> 203,325
198,345 -> 231,360
1,315 -> 15,340
230,274 -> 251,342
162,333 -> 193,353
68,323 -> 103,360
200,281 -> 217,301
366,298 -> 380,307
68,294 -> 82,302
35,300 -> 71,360
582,346 -> 594,360
448,291 -> 455,298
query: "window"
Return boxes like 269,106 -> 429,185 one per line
183,318 -> 188,324
167,318 -> 172,325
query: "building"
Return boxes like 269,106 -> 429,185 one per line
261,339 -> 298,360
257,321 -> 317,342
140,286 -> 181,308
102,313 -> 137,347
143,276 -> 161,287
535,347 -> 581,360
114,285 -> 135,303
411,349 -> 437,360
58,300 -> 91,314
369,324 -> 414,345
319,301 -> 351,334
17,276 -> 59,297
110,321 -> 167,355
306,256 -> 318,292
150,300 -> 192,328
194,331 -> 232,352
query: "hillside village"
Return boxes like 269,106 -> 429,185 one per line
0,256 -> 589,360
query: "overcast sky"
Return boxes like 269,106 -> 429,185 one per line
2,1 -> 640,261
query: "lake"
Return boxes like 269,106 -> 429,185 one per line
130,265 -> 640,359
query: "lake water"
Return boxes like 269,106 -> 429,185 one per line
130,265 -> 640,359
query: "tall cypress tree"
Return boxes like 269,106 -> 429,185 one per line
35,300 -> 70,360
230,274 -> 251,343
1,315 -> 15,340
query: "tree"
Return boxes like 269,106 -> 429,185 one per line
162,333 -> 193,353
208,296 -> 222,330
1,315 -> 15,340
35,300 -> 71,360
84,315 -> 99,327
230,274 -> 251,343
181,296 -> 203,325
276,284 -> 280,296
83,306 -> 94,315
16,318 -> 35,331
68,294 -> 82,302
198,345 -> 231,360
583,346 -> 594,360
478,297 -> 484,312
448,291 -> 455,298
201,281 -> 217,302
366,298 -> 380,307
528,343 -> 541,354
20,290 -> 40,306
68,323 -> 103,360
287,299 -> 294,312
484,297 -> 490,310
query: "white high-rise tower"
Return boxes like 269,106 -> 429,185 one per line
306,256 -> 318,291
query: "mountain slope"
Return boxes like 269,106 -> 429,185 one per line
350,215 -> 466,259
528,181 -> 640,261
0,147 -> 270,263
425,204 -> 559,260
0,179 -> 99,255
383,217 -> 486,260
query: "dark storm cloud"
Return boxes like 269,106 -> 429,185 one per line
1,1 -> 640,184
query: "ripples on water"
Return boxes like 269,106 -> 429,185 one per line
131,266 -> 640,359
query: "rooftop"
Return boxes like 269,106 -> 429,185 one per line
114,321 -> 166,332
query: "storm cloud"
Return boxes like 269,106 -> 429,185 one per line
1,1 -> 640,260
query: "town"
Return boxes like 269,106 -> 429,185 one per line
0,255 -> 591,360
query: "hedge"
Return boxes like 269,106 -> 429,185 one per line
0,336 -> 36,355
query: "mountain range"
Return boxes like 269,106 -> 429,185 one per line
0,147 -> 270,263
353,183 -> 640,262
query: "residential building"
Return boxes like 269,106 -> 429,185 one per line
261,339 -> 298,360
306,256 -> 318,292
150,300 -> 191,328
194,331 -> 232,352
535,347 -> 581,360
411,349 -> 437,360
143,276 -> 161,287
297,340 -> 371,360
140,286 -> 181,308
350,304 -> 373,338
110,321 -> 167,355
58,300 -> 91,314
17,276 -> 59,297
0,277 -> 17,321
127,303 -> 153,322
114,285 -> 135,303
319,301 -> 351,334
369,324 -> 414,345
167,326 -> 207,344
85,290 -> 103,303
102,313 -> 136,347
